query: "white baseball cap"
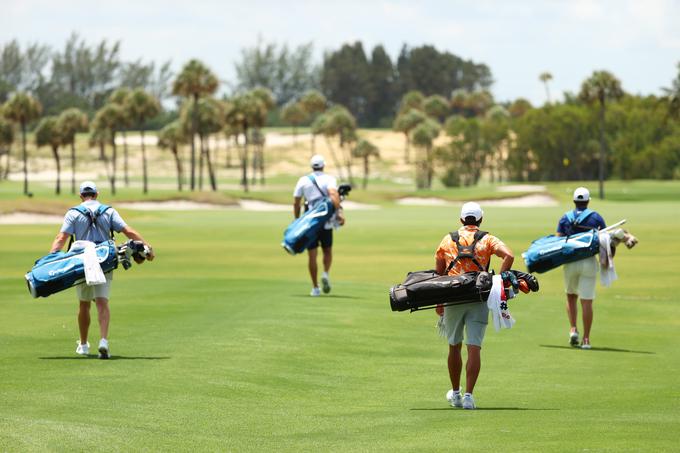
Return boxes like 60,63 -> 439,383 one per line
79,180 -> 98,194
573,187 -> 590,202
460,202 -> 483,221
310,154 -> 325,170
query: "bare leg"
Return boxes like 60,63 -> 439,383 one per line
95,298 -> 110,339
580,299 -> 593,341
78,301 -> 91,344
448,343 -> 463,391
322,246 -> 332,273
566,293 -> 578,332
465,345 -> 481,394
307,247 -> 318,287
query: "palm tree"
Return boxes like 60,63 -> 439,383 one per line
34,116 -> 63,194
299,90 -> 327,153
0,116 -> 14,180
224,92 -> 267,192
108,88 -> 133,186
423,95 -> 450,123
281,101 -> 307,143
579,70 -> 624,199
411,118 -> 441,189
93,104 -> 126,195
57,108 -> 88,194
326,106 -> 357,185
157,120 -> 186,191
539,72 -> 553,104
352,139 -> 380,189
393,108 -> 426,163
180,97 -> 224,191
398,90 -> 424,115
2,92 -> 42,195
172,60 -> 219,191
249,88 -> 275,185
222,121 -> 240,169
89,119 -> 111,190
126,88 -> 161,194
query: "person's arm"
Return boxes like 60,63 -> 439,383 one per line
50,232 -> 70,253
495,244 -> 514,273
435,257 -> 447,276
294,196 -> 302,219
328,188 -> 345,225
121,225 -> 155,260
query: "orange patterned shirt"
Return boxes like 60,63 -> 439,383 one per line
435,225 -> 506,276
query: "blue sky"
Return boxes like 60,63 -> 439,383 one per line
2,0 -> 679,105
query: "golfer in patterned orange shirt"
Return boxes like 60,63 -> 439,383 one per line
434,202 -> 514,409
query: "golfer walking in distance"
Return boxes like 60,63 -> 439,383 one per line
293,155 -> 345,296
555,187 -> 606,349
50,181 -> 154,359
434,202 -> 514,409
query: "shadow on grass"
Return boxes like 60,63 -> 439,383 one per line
290,294 -> 362,300
410,407 -> 557,411
539,344 -> 654,354
39,356 -> 171,360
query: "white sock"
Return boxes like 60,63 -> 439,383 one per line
464,392 -> 472,397
453,389 -> 461,395
322,271 -> 329,279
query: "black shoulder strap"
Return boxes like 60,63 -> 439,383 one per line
445,230 -> 488,273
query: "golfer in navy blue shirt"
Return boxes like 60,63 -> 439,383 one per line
555,187 -> 606,349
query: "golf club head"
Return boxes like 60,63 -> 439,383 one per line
338,183 -> 352,197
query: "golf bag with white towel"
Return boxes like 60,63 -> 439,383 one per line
25,239 -> 152,298
522,219 -> 638,274
389,269 -> 539,313
281,182 -> 351,255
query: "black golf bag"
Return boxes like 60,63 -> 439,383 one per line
389,269 -> 539,312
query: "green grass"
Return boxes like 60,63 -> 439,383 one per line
1,186 -> 680,451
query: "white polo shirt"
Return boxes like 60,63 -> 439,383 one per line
293,171 -> 338,209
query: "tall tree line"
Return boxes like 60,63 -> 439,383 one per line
0,33 -> 172,116
320,42 -> 492,127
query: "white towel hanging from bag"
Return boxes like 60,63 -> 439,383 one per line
70,240 -> 107,286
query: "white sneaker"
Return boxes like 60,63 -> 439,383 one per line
310,287 -> 321,297
581,338 -> 592,350
462,393 -> 476,410
98,338 -> 110,359
569,330 -> 580,347
446,389 -> 463,408
76,341 -> 90,356
321,272 -> 331,294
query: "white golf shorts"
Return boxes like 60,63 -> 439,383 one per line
76,272 -> 113,302
563,256 -> 598,300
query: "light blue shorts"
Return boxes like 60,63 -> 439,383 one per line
443,302 -> 489,347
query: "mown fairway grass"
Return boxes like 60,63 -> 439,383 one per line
1,186 -> 679,451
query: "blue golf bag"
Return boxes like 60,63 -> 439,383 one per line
522,230 -> 600,274
282,199 -> 335,255
25,240 -> 119,298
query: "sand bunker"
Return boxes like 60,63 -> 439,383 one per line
497,184 -> 547,193
117,200 -> 233,211
0,212 -> 64,224
118,199 -> 379,212
341,201 -> 380,210
397,194 -> 557,208
397,197 -> 454,206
